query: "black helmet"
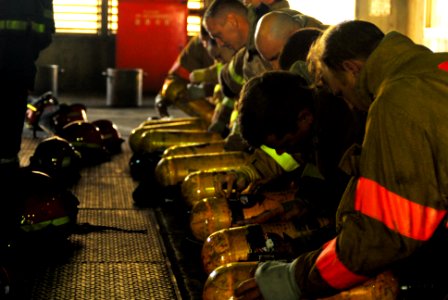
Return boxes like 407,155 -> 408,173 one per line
91,119 -> 124,154
128,152 -> 162,181
59,121 -> 110,166
25,91 -> 60,136
29,136 -> 82,187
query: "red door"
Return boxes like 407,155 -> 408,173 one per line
116,0 -> 188,92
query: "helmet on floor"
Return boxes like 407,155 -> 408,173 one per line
91,119 -> 124,154
59,121 -> 110,166
25,91 -> 60,136
52,103 -> 88,134
128,151 -> 162,181
28,136 -> 82,187
15,170 -> 80,242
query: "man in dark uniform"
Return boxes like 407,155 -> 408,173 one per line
0,0 -> 55,265
0,0 -> 54,176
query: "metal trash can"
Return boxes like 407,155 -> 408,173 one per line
104,68 -> 143,107
34,64 -> 61,97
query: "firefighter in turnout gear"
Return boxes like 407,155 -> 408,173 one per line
234,21 -> 448,300
0,0 -> 55,251
0,0 -> 55,174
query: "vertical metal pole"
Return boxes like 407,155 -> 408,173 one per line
101,0 -> 109,36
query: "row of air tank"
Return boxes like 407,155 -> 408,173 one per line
127,115 -> 399,300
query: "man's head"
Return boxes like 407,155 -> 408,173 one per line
309,20 -> 384,110
279,28 -> 323,71
254,11 -> 304,70
238,71 -> 315,155
200,24 -> 235,63
203,0 -> 250,51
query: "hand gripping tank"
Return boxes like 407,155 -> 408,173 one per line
203,262 -> 398,300
202,261 -> 258,300
181,168 -> 240,207
201,218 -> 334,274
161,77 -> 215,124
189,189 -> 301,241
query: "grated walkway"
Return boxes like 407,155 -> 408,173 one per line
10,96 -> 190,300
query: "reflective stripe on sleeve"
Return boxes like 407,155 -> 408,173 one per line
438,61 -> 448,72
0,20 -> 46,33
354,177 -> 447,241
228,59 -> 245,85
316,238 -> 369,289
260,145 -> 300,172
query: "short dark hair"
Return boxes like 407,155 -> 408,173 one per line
279,28 -> 323,71
204,0 -> 248,20
316,20 -> 384,71
238,71 -> 313,147
200,23 -> 209,40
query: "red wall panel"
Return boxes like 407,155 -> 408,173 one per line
116,0 -> 188,92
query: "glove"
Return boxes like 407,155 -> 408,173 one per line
255,259 -> 302,300
224,133 -> 250,152
189,68 -> 208,83
187,83 -> 206,100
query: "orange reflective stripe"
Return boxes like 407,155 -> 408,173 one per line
438,61 -> 448,72
316,238 -> 369,289
355,177 -> 447,241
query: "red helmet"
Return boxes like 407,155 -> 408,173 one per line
29,136 -> 82,187
52,103 -> 88,134
59,121 -> 110,165
91,119 -> 124,154
16,170 -> 79,242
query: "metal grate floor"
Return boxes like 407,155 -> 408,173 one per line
12,109 -> 183,300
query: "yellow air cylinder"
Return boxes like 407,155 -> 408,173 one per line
173,97 -> 215,125
155,151 -> 248,187
203,262 -> 398,300
138,116 -> 206,128
161,77 -> 215,124
189,190 -> 299,241
138,129 -> 222,154
129,120 -> 209,153
181,169 -> 239,207
202,261 -> 258,300
320,271 -> 399,300
201,218 -> 332,274
162,140 -> 226,157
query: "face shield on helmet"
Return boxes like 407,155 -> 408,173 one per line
59,121 -> 110,166
91,119 -> 124,155
28,136 -> 82,187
